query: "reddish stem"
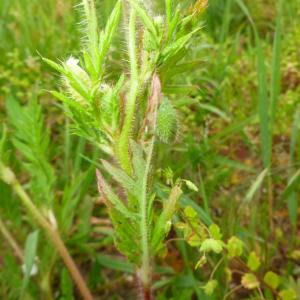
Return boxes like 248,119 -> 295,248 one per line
137,273 -> 154,300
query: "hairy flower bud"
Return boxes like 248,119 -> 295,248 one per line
156,98 -> 178,143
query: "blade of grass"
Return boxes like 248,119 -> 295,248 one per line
286,107 -> 300,227
255,32 -> 271,168
97,254 -> 135,273
270,2 -> 282,128
244,168 -> 268,203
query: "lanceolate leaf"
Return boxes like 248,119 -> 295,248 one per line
282,169 -> 300,200
96,169 -> 135,220
101,159 -> 137,196
244,168 -> 268,203
98,0 -> 122,76
20,231 -> 39,298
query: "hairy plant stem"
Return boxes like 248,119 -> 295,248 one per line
138,73 -> 162,299
118,8 -> 138,174
139,136 -> 155,294
0,163 -> 93,300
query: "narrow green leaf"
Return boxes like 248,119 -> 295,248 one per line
270,3 -> 282,127
97,254 -> 134,273
60,268 -> 74,300
20,230 -> 39,299
282,169 -> 300,200
98,0 -> 122,75
96,170 -> 135,220
198,102 -> 231,122
287,107 -> 300,226
244,168 -> 268,203
42,57 -> 66,74
165,0 -> 172,25
101,160 -> 137,196
162,29 -> 200,62
256,32 -> 271,167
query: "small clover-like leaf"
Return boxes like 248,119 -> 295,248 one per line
241,273 -> 260,290
209,224 -> 222,240
200,239 -> 223,254
227,236 -> 244,258
203,279 -> 218,296
278,289 -> 297,300
184,206 -> 198,219
247,252 -> 261,271
264,271 -> 279,289
187,233 -> 202,247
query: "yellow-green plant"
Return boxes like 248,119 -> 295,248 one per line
43,0 -> 205,298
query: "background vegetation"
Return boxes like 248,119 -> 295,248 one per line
0,0 -> 299,299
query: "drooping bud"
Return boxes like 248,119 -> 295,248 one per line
65,56 -> 90,84
63,56 -> 91,105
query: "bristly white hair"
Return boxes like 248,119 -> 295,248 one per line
138,0 -> 154,16
74,0 -> 99,50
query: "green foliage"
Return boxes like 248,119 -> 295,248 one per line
226,236 -> 244,258
0,255 -> 23,299
247,251 -> 261,271
264,271 -> 280,289
200,238 -> 223,254
279,289 -> 297,300
6,97 -> 56,207
60,268 -> 74,300
241,273 -> 260,290
203,279 -> 218,296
